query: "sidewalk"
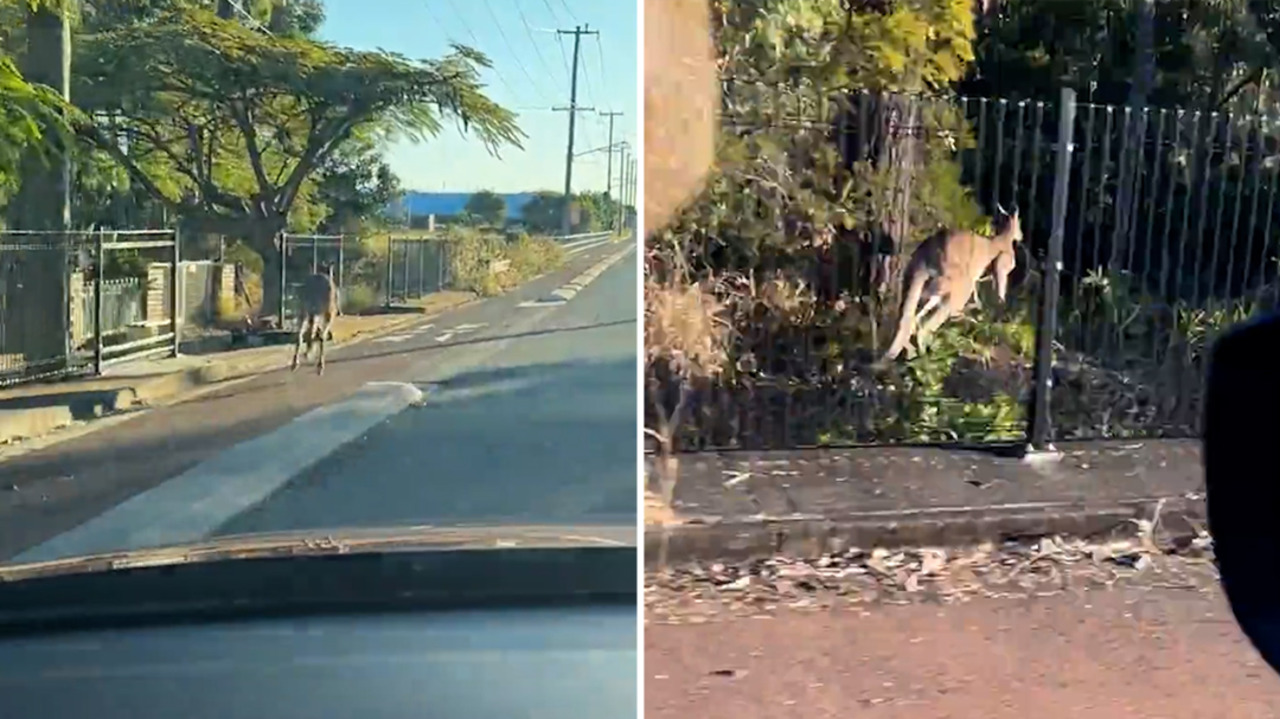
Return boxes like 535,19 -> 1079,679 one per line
0,291 -> 476,446
645,439 -> 1206,566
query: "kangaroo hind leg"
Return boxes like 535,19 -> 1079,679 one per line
291,316 -> 314,371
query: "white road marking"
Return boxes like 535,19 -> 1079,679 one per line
373,334 -> 414,344
434,322 -> 487,343
517,243 -> 635,309
10,382 -> 431,564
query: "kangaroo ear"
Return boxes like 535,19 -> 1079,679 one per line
995,202 -> 1008,217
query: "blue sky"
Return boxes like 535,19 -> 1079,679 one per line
318,0 -> 639,195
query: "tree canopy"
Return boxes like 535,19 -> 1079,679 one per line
463,190 -> 507,226
72,7 -> 524,246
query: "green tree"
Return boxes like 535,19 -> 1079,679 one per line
72,7 -> 524,312
0,53 -> 72,210
463,189 -> 506,226
519,190 -> 565,233
313,131 -> 402,234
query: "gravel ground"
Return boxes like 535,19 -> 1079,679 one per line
646,522 -> 1218,623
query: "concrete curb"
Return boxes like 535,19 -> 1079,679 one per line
550,243 -> 636,302
643,495 -> 1206,570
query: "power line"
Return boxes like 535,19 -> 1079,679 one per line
478,0 -> 553,104
514,1 -> 561,93
539,0 -> 564,25
593,34 -> 609,110
438,0 -> 526,103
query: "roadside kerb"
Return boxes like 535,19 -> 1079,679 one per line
644,496 -> 1205,569
643,441 -> 1207,570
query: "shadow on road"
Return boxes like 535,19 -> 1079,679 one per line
216,355 -> 640,535
326,318 -> 638,366
0,354 -> 638,561
181,318 -> 638,403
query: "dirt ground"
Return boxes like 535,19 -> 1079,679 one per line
645,536 -> 1278,718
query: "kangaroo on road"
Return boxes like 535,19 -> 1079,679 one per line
290,263 -> 339,376
877,204 -> 1023,365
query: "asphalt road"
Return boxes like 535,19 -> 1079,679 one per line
0,239 -> 637,563
646,582 -> 1280,718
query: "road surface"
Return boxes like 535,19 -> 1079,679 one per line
0,239 -> 637,563
646,579 -> 1280,718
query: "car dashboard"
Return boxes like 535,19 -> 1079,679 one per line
0,603 -> 635,719
0,535 -> 637,719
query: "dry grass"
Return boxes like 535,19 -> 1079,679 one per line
643,273 -> 733,378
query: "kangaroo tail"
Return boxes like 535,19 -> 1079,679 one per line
878,269 -> 928,365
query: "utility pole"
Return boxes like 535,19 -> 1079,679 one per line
616,142 -> 630,235
599,111 -> 623,200
626,158 -> 637,233
554,24 -> 599,235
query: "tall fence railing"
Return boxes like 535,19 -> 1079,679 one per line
0,229 -> 180,386
650,81 -> 1280,452
384,237 -> 451,306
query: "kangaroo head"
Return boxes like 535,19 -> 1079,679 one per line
993,202 -> 1023,244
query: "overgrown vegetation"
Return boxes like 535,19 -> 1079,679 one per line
646,0 -> 1280,453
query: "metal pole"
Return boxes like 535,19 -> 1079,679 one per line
401,241 -> 410,300
170,227 -> 183,358
384,237 -> 394,308
619,144 -> 630,235
93,231 -> 105,374
555,25 -> 599,234
600,110 -> 623,230
337,235 -> 345,289
277,231 -> 287,322
417,240 -> 425,297
1027,87 -> 1076,453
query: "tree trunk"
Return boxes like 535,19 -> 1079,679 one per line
1111,0 -> 1154,273
6,5 -> 72,376
836,91 -> 921,299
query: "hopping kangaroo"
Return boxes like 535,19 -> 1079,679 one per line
877,205 -> 1023,365
290,263 -> 339,376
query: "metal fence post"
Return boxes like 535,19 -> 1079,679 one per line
277,231 -> 287,322
401,241 -> 410,299
384,237 -> 394,308
93,231 -> 105,374
170,226 -> 182,358
1026,87 -> 1076,452
337,235 -> 345,289
417,240 -> 425,297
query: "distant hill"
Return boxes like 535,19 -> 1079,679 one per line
391,191 -> 541,220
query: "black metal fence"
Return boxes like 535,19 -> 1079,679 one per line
652,82 -> 1280,452
0,229 -> 180,387
278,233 -> 451,327
384,237 -> 451,304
